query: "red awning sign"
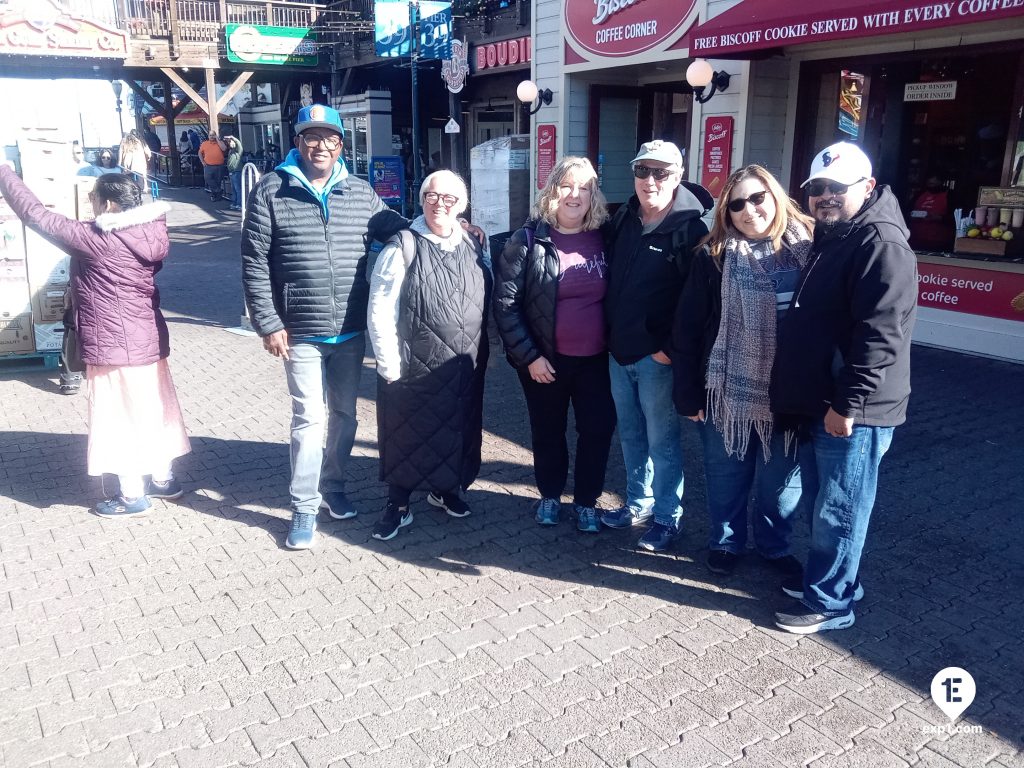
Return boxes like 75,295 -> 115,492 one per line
687,0 -> 1024,58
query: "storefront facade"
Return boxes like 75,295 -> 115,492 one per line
680,0 -> 1024,362
530,0 -> 701,204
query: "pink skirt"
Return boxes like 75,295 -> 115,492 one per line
86,359 -> 191,477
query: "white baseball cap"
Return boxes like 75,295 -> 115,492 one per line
802,142 -> 873,187
631,140 -> 683,168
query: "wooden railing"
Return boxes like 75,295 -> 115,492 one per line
118,0 -> 328,41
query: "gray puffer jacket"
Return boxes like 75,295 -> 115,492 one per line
241,168 -> 405,338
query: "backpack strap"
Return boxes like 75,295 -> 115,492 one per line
398,229 -> 417,268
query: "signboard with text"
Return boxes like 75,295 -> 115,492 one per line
564,0 -> 696,58
0,0 -> 127,59
700,117 -> 733,199
904,81 -> 957,102
374,0 -> 452,60
226,24 -> 318,66
371,156 -> 404,205
537,124 -> 556,190
917,262 -> 1024,323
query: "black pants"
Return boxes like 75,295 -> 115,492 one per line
517,352 -> 616,507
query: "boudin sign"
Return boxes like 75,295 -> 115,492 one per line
564,0 -> 696,58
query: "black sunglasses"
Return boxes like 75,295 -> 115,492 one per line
726,190 -> 769,213
633,165 -> 674,181
806,179 -> 863,197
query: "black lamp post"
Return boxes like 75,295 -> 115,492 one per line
111,80 -> 124,136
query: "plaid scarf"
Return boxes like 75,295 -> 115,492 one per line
705,221 -> 811,460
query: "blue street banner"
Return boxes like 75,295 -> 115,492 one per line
374,0 -> 452,60
371,156 -> 405,204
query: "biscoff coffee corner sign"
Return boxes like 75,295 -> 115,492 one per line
564,0 -> 696,59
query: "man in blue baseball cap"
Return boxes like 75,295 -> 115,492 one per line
242,103 -> 407,549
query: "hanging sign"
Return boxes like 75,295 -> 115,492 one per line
700,116 -> 733,198
441,38 -> 469,93
472,36 -> 531,72
838,70 -> 865,138
444,118 -> 460,134
0,0 -> 128,59
374,0 -> 452,60
537,124 -> 556,190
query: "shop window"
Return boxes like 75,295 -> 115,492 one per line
794,48 -> 1023,251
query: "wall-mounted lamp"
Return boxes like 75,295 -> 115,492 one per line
685,59 -> 730,104
516,80 -> 552,115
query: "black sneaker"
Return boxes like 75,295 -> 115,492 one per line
146,477 -> 184,500
762,554 -> 803,576
427,492 -> 471,518
774,604 -> 855,634
706,549 -> 739,575
95,495 -> 152,517
782,576 -> 864,602
322,491 -> 357,520
372,502 -> 413,541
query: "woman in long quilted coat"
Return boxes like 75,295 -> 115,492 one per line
0,167 -> 190,517
366,170 -> 491,542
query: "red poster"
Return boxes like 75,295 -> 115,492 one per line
700,116 -> 733,199
537,124 -> 556,190
917,262 -> 1024,323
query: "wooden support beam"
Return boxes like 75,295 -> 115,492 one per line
161,67 -> 208,114
162,75 -> 182,185
215,71 -> 254,115
122,80 -> 163,114
205,68 -> 219,135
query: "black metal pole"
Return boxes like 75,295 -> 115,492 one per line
410,0 -> 422,215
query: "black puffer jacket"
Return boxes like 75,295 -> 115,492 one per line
241,168 -> 405,337
771,186 -> 918,426
493,219 -> 560,368
670,247 -> 722,417
604,181 -> 713,365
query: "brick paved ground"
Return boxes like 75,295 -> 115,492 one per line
1,188 -> 1021,767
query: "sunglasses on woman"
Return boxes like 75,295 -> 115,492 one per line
806,179 -> 863,197
726,190 -> 769,213
632,165 -> 674,181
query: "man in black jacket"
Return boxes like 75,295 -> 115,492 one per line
771,142 -> 917,634
242,104 -> 404,550
600,140 -> 712,551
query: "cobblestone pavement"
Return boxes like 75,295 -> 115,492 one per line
1,189 -> 1021,768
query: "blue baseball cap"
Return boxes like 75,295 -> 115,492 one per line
294,104 -> 344,137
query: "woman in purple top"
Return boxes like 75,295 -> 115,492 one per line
494,157 -> 616,531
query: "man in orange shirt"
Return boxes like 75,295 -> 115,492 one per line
198,131 -> 226,201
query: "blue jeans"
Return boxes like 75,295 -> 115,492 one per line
283,335 -> 366,513
799,422 -> 894,613
230,170 -> 242,206
609,355 -> 683,525
699,421 -> 801,557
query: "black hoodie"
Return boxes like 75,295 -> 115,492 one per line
770,185 -> 918,426
604,181 -> 713,365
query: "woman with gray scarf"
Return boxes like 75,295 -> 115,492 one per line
671,165 -> 813,577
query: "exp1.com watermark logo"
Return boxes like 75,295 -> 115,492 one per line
925,667 -> 982,735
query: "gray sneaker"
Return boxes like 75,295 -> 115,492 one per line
285,510 -> 317,550
600,505 -> 653,529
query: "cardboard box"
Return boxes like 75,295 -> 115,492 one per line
0,313 -> 34,353
0,276 -> 31,318
0,254 -> 27,280
25,230 -> 70,285
33,320 -> 64,352
31,283 -> 67,323
24,178 -> 76,216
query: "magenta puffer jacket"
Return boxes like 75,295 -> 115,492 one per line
0,166 -> 171,366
